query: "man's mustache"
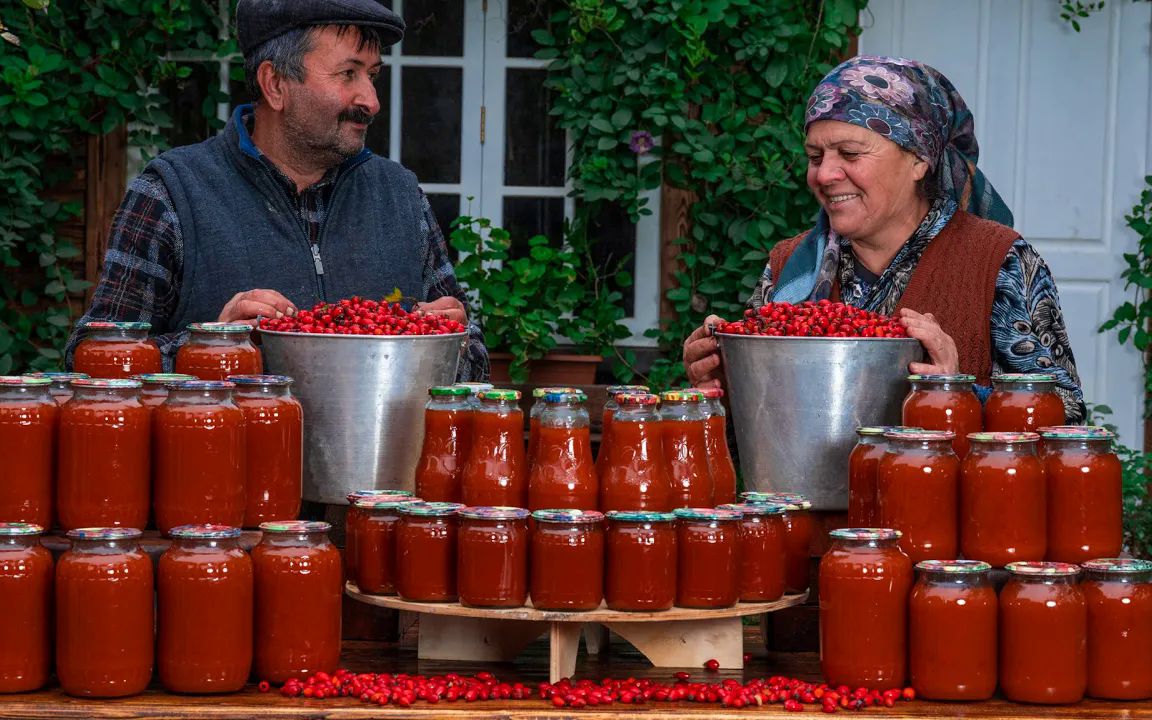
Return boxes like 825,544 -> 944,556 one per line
339,108 -> 375,125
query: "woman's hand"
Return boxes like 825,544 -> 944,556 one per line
683,315 -> 727,389
899,308 -> 960,374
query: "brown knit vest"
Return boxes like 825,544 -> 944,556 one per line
767,211 -> 1019,385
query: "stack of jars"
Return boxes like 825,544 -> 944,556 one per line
0,521 -> 341,697
0,372 -> 302,533
69,320 -> 263,381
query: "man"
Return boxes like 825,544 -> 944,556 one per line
66,0 -> 488,380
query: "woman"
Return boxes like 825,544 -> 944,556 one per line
682,56 -> 1085,422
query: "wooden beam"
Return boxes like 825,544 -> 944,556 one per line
84,126 -> 128,303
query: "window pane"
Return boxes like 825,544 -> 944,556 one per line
503,197 -> 565,259
402,0 -> 464,57
426,193 -> 461,262
401,67 -> 462,183
162,63 -> 223,148
507,0 -> 557,58
505,69 -> 565,187
365,70 -> 393,157
228,67 -> 251,109
585,203 -> 637,317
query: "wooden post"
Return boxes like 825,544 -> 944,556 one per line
84,126 -> 128,302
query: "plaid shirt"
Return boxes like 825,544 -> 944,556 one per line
66,123 -> 489,382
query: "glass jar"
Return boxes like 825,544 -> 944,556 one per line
0,523 -> 52,693
847,426 -> 903,527
25,371 -> 88,405
454,382 -> 493,411
718,503 -> 785,602
530,386 -> 577,470
133,373 -> 195,408
56,527 -> 154,698
252,521 -> 342,683
1040,426 -> 1122,564
458,507 -> 530,608
1082,559 -> 1152,700
1000,561 -> 1086,704
674,507 -> 742,609
343,490 -> 414,578
58,378 -> 150,530
660,390 -> 714,508
229,374 -> 303,527
909,560 -> 997,701
396,502 -> 463,602
461,389 -> 526,508
819,528 -> 913,690
959,432 -> 1046,567
175,322 -> 262,380
985,373 -> 1066,432
154,380 -> 247,534
529,391 -> 598,511
604,511 -> 677,611
415,386 -> 473,503
877,430 -> 959,563
158,524 -> 253,693
599,392 -> 672,512
744,491 -> 814,593
902,374 -> 982,457
700,387 -> 738,505
0,376 -> 57,527
354,496 -> 419,595
595,384 -> 649,479
530,510 -> 605,611
72,321 -> 162,378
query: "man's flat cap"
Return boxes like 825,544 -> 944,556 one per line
236,0 -> 405,55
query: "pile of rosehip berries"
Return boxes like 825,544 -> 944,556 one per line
258,296 -> 466,336
715,300 -> 908,338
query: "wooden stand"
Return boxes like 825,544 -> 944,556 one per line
347,583 -> 807,682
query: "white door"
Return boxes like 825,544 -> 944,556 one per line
860,0 -> 1150,448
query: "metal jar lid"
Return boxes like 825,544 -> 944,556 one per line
353,496 -> 422,511
1005,561 -> 1081,577
228,374 -> 294,386
604,510 -> 677,523
915,559 -> 992,574
829,528 -> 902,541
259,520 -> 332,535
169,524 -> 243,539
531,509 -> 605,524
967,431 -> 1041,444
907,373 -> 976,383
430,385 -> 470,397
478,389 -> 521,402
0,522 -> 44,536
133,373 -> 196,387
71,378 -> 142,390
717,502 -> 786,516
673,507 -> 742,522
347,489 -> 414,504
740,491 -> 812,511
458,506 -> 531,521
1039,426 -> 1115,441
398,502 -> 465,517
83,321 -> 152,331
0,376 -> 51,387
66,527 -> 143,541
187,321 -> 254,334
616,392 -> 660,406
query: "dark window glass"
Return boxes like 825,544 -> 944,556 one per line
585,203 -> 637,317
162,63 -> 222,148
426,193 -> 461,262
507,0 -> 556,58
228,67 -> 250,109
401,67 -> 462,182
402,0 -> 464,57
503,197 -> 565,258
505,69 -> 565,187
365,69 -> 393,156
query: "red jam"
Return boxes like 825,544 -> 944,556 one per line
396,503 -> 463,602
718,503 -> 786,602
26,371 -> 88,405
530,510 -> 605,611
353,498 -> 417,595
959,432 -> 1046,567
0,524 -> 52,693
700,388 -> 737,505
660,391 -> 714,508
594,385 -> 648,479
847,427 -> 888,527
675,508 -> 741,609
985,373 -> 1066,432
134,373 -> 195,408
1041,427 -> 1122,564
343,490 -> 415,579
529,392 -> 598,511
457,507 -> 530,608
876,430 -> 959,563
72,321 -> 162,378
604,511 -> 677,611
175,322 -> 262,380
901,374 -> 982,457
599,393 -> 672,512
0,377 -> 57,527
461,390 -> 526,508
1082,559 -> 1152,700
230,375 -> 303,527
415,386 -> 473,503
744,491 -> 814,593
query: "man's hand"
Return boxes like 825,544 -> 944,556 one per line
413,296 -> 468,326
218,289 -> 296,326
683,314 -> 728,389
900,308 -> 960,375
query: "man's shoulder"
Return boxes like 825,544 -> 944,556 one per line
145,134 -> 230,177
355,153 -> 420,188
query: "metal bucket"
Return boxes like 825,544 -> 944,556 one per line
717,333 -> 924,510
260,329 -> 467,504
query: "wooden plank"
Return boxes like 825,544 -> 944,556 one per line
84,126 -> 128,304
417,614 -> 546,663
605,615 -> 744,669
658,183 -> 697,322
548,621 -> 582,682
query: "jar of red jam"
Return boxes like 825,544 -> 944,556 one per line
252,521 -> 342,683
1000,561 -> 1086,704
154,380 -> 247,534
594,384 -> 648,479
396,502 -> 463,602
660,390 -> 714,508
133,373 -> 195,408
599,392 -> 672,512
743,491 -> 814,593
986,373 -> 1066,432
877,430 -> 959,563
343,489 -> 415,579
0,376 -> 57,527
1040,426 -> 1122,564
454,382 -> 493,411
848,426 -> 917,527
674,507 -> 741,609
175,322 -> 262,380
529,391 -> 598,511
229,374 -> 303,527
819,528 -> 912,690
58,378 -> 150,531
458,507 -> 530,608
0,523 -> 52,693
902,374 -> 982,457
72,321 -> 162,379
960,432 -> 1046,567
718,503 -> 786,602
415,386 -> 473,503
354,496 -> 418,595
700,387 -> 738,505
530,509 -> 605,611
462,390 -> 527,508
1082,558 -> 1152,700
26,371 -> 88,405
604,511 -> 677,611
909,560 -> 997,701
530,386 -> 577,470
158,524 -> 253,693
56,527 -> 154,698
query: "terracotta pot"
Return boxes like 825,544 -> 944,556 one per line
488,352 -> 601,385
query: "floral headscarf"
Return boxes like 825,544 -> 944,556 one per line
771,56 -> 1014,304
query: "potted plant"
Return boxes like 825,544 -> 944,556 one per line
449,213 -> 632,384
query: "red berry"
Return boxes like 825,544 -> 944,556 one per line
704,658 -> 720,671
